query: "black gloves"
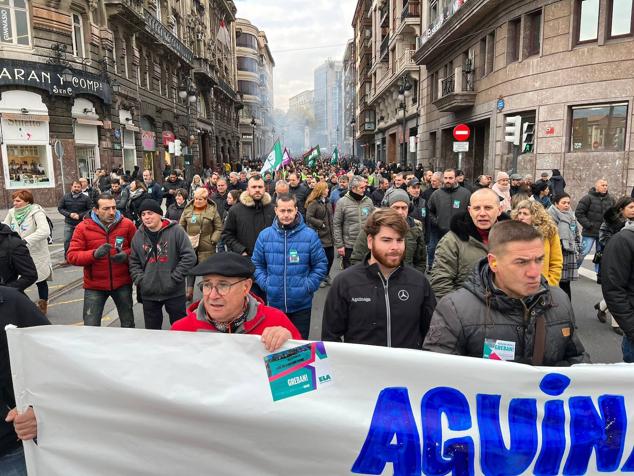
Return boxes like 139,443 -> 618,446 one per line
93,243 -> 112,259
110,252 -> 128,263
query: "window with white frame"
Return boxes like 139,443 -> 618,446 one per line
0,0 -> 31,46
71,13 -> 85,57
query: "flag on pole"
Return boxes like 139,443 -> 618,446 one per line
331,146 -> 339,165
216,19 -> 231,46
260,140 -> 283,175
303,145 -> 321,169
282,148 -> 292,167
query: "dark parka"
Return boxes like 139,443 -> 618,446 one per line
220,191 -> 275,256
0,286 -> 49,457
575,187 -> 615,238
179,199 -> 223,263
289,183 -> 309,215
322,259 -> 436,349
428,184 -> 472,235
305,197 -> 334,248
598,206 -> 625,248
57,192 -> 92,226
350,216 -> 426,273
601,225 -> 634,341
430,212 -> 508,300
0,224 -> 38,292
423,259 -> 590,366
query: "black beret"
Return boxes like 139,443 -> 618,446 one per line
189,252 -> 255,278
138,199 -> 163,216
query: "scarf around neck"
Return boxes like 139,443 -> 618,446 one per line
14,204 -> 33,225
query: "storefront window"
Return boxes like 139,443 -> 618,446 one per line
0,0 -> 31,46
122,129 -> 137,173
6,145 -> 52,187
571,103 -> 627,152
76,145 -> 96,180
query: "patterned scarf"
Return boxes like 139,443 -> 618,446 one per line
13,204 -> 32,225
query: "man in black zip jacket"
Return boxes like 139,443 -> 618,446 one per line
322,208 -> 436,349
1,286 -> 49,473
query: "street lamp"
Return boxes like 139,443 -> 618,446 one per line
178,75 -> 198,178
397,74 -> 413,167
250,116 -> 257,160
350,118 -> 356,162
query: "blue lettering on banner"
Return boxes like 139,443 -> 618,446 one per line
351,373 -> 633,475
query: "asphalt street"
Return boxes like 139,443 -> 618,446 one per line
2,208 -> 625,364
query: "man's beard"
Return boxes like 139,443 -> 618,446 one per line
372,248 -> 404,269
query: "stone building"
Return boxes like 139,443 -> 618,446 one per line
352,0 -> 422,166
0,0 -> 241,207
342,39 -> 357,158
414,0 -> 634,198
235,18 -> 275,162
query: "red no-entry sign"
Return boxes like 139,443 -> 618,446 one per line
453,124 -> 470,141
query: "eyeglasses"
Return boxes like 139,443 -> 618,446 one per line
198,278 -> 248,296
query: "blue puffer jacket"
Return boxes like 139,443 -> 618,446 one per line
252,214 -> 328,313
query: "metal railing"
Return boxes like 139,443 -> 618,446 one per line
418,0 -> 469,49
401,0 -> 421,21
380,35 -> 390,58
441,74 -> 455,96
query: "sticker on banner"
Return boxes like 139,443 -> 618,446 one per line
264,342 -> 333,401
483,338 -> 516,361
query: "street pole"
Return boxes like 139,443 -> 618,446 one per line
511,144 -> 519,174
352,123 -> 355,163
401,109 -> 406,167
458,151 -> 464,171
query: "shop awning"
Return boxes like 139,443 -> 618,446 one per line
1,113 -> 49,122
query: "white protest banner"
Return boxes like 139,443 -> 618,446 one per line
7,326 -> 634,475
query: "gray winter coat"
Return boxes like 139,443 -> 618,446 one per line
129,220 -> 197,301
428,185 -> 471,234
333,192 -> 374,249
575,188 -> 615,238
423,259 -> 590,366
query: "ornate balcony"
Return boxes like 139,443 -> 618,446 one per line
432,64 -> 475,112
104,0 -> 144,28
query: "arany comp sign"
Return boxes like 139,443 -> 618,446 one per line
0,60 -> 112,104
7,326 -> 634,476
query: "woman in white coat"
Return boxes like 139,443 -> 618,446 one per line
3,190 -> 53,315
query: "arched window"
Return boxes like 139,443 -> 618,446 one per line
0,0 -> 31,46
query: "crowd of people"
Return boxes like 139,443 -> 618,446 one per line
2,157 -> 634,474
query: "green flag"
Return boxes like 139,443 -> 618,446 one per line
260,140 -> 283,175
331,146 -> 339,165
304,145 -> 321,169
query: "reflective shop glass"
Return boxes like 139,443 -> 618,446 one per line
571,103 -> 627,152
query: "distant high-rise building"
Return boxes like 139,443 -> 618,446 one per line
236,18 -> 275,161
342,39 -> 356,158
287,90 -> 314,153
313,60 -> 343,153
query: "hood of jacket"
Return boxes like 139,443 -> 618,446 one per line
239,191 -> 272,208
448,211 -> 510,243
140,218 -> 176,234
588,187 -> 608,198
0,223 -> 19,238
463,258 -> 552,314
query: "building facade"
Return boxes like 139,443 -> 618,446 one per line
235,18 -> 274,162
0,0 -> 241,207
313,59 -> 343,154
342,39 -> 356,158
286,89 -> 314,154
352,0 -> 422,166
414,0 -> 634,198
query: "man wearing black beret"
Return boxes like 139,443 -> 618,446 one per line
171,252 -> 302,352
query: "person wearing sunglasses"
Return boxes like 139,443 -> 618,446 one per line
171,252 -> 301,352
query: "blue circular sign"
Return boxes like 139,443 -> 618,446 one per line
497,98 -> 505,111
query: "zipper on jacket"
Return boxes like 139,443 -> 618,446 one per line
378,272 -> 392,347
284,229 -> 288,312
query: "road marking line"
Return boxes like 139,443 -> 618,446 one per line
578,267 -> 597,280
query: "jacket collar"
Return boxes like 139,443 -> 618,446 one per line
239,191 -> 272,208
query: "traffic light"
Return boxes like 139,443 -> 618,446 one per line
522,122 -> 535,153
174,139 -> 182,156
504,115 -> 522,146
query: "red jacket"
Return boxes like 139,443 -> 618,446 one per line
67,213 -> 137,291
171,297 -> 302,339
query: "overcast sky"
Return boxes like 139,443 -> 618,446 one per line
234,0 -> 356,111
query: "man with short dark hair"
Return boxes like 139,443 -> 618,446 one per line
428,169 -> 472,242
162,170 -> 187,208
329,174 -> 350,206
79,177 -> 100,206
221,175 -> 275,257
322,208 -> 435,349
370,178 -> 388,207
211,178 -> 229,219
287,172 -> 309,216
252,194 -> 327,339
143,169 -> 163,203
58,180 -> 93,259
129,199 -> 197,329
424,220 -> 589,366
67,194 -> 137,327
